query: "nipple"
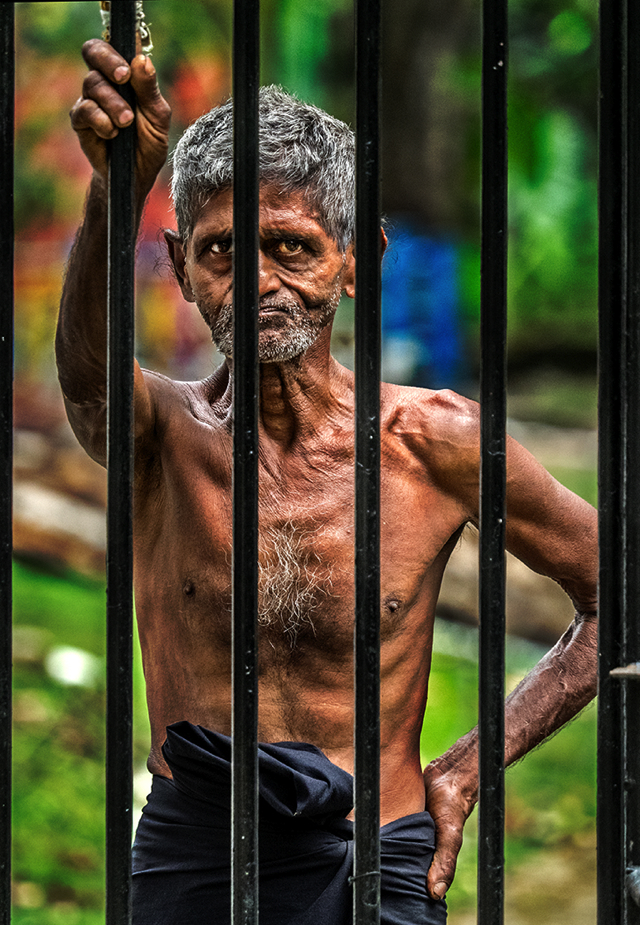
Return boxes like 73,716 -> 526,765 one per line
183,579 -> 196,597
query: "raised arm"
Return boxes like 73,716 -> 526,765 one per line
418,394 -> 598,901
56,39 -> 171,464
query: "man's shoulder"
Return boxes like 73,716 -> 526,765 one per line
381,381 -> 480,450
140,366 -> 230,422
379,382 -> 481,509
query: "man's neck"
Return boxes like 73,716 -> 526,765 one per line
224,331 -> 348,445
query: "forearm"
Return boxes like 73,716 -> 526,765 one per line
59,43 -> 169,406
503,611 -> 598,765
56,171 -> 148,402
428,610 -> 598,801
56,175 -> 110,405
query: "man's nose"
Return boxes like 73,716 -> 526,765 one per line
258,251 -> 282,297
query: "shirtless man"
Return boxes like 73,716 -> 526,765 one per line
57,40 -> 599,925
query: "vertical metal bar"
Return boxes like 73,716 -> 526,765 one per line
231,0 -> 260,922
354,0 -> 382,922
106,3 -> 136,924
597,0 -> 627,920
478,0 -> 508,921
622,0 -> 640,920
0,5 -> 14,923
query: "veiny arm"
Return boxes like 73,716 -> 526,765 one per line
419,393 -> 598,901
56,39 -> 171,464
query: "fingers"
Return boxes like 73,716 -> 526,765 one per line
82,38 -> 167,121
129,54 -> 164,112
427,816 -> 464,901
82,38 -> 131,85
71,73 -> 134,140
72,39 -> 135,142
76,39 -> 170,140
129,54 -> 172,141
423,762 -> 476,903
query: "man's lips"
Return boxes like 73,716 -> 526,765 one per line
258,303 -> 293,315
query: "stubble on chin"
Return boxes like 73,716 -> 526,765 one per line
204,286 -> 341,362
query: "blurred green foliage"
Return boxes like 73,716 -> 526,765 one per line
12,561 -> 150,921
454,0 -> 599,358
509,0 -> 598,356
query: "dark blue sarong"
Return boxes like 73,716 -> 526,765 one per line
132,722 -> 447,924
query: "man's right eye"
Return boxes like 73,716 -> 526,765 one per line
210,240 -> 233,255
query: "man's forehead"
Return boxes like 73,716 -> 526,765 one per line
190,184 -> 329,241
206,184 -> 320,219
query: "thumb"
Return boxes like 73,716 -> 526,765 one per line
129,54 -> 168,122
426,813 -> 464,901
427,830 -> 462,899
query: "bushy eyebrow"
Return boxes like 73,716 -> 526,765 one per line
191,228 -> 232,258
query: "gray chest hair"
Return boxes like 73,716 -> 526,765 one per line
257,521 -> 336,645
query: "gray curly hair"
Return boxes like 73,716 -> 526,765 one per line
171,86 -> 355,252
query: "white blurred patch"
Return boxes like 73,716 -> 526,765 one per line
45,646 -> 102,687
13,481 -> 106,549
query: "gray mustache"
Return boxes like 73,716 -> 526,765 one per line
222,300 -> 299,314
259,301 -> 296,314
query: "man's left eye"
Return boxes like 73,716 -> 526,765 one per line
276,240 -> 303,256
210,240 -> 233,255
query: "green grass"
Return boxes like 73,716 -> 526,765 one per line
12,560 -> 149,921
12,561 -> 107,656
11,561 -> 596,921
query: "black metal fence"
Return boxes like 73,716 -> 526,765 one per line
598,0 -> 640,922
1,0 -> 639,922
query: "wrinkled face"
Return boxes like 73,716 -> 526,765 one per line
176,185 -> 355,362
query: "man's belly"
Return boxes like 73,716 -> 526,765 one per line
145,688 -> 427,825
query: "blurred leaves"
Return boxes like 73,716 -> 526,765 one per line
11,561 -> 150,920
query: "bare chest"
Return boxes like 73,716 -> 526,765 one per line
134,422 -> 463,660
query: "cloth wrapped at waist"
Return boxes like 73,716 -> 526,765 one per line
132,721 -> 447,924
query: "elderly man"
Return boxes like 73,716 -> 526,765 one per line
57,40 -> 599,925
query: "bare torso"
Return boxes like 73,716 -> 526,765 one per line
133,362 -> 469,824
60,46 -> 600,896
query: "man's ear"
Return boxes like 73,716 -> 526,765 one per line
164,229 -> 195,302
342,228 -> 387,300
343,244 -> 356,299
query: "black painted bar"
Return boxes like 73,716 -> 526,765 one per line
106,3 -> 137,924
622,0 -> 640,920
478,0 -> 508,921
353,0 -> 382,921
597,0 -> 627,921
231,0 -> 260,922
0,6 -> 13,923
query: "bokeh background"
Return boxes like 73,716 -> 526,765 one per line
11,1 -> 598,922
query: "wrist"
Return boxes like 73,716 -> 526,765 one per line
424,731 -> 479,808
89,171 -> 109,202
86,170 -> 149,235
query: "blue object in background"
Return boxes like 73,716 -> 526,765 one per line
381,217 -> 464,390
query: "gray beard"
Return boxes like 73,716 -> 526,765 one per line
208,288 -> 341,362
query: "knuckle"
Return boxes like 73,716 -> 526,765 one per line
81,38 -> 108,68
69,98 -> 90,128
157,99 -> 172,120
69,97 -> 82,119
82,38 -> 101,56
82,70 -> 104,96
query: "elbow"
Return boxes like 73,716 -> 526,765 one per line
61,395 -> 107,467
